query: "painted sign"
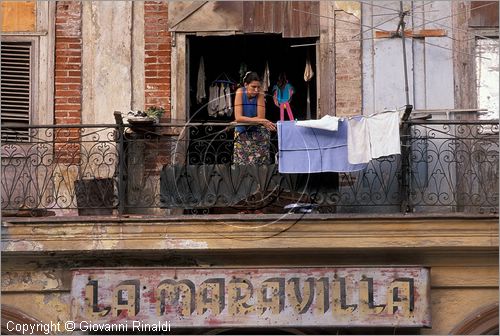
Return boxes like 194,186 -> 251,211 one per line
71,267 -> 431,328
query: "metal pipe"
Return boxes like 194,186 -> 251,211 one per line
400,1 -> 410,107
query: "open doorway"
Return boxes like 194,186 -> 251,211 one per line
187,34 -> 317,123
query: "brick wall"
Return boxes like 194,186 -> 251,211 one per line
335,10 -> 362,117
54,1 -> 82,163
144,1 -> 171,121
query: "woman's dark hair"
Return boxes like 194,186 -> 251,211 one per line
277,72 -> 287,89
243,71 -> 260,84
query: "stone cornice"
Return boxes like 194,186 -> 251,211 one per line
2,214 -> 498,254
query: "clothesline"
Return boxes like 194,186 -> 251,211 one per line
344,107 -> 406,121
277,112 -> 401,174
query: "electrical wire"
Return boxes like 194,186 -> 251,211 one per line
290,36 -> 376,48
292,8 -> 394,34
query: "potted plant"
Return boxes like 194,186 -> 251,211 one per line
145,106 -> 165,123
126,106 -> 165,131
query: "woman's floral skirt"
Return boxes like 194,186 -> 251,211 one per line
233,126 -> 270,165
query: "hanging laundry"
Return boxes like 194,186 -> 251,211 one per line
262,61 -> 270,92
304,53 -> 314,120
217,84 -> 227,116
367,112 -> 401,159
347,116 -> 371,164
296,115 -> 339,132
196,56 -> 206,103
347,112 -> 401,164
277,120 -> 367,174
225,84 -> 233,116
208,84 -> 219,117
304,55 -> 314,82
239,62 -> 248,85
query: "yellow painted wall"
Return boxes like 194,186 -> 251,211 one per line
423,288 -> 499,335
1,217 -> 497,333
2,293 -> 71,330
1,1 -> 36,32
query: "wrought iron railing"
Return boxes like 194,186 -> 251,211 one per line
1,120 -> 498,216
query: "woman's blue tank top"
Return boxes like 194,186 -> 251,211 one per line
235,88 -> 257,133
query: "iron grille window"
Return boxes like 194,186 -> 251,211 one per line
1,41 -> 32,141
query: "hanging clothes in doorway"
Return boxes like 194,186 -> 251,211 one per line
196,56 -> 206,103
208,78 -> 235,117
304,53 -> 314,120
262,61 -> 270,93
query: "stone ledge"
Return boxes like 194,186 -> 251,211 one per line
2,215 -> 498,253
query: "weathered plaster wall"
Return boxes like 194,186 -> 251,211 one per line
81,1 -> 133,124
1,1 -> 36,32
425,289 -> 498,334
1,292 -> 71,331
317,1 -> 336,117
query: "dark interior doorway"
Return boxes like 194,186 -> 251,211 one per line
188,34 -> 317,123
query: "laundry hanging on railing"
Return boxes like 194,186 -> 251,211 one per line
276,111 -> 401,173
296,115 -> 339,132
277,120 -> 367,174
346,111 -> 401,164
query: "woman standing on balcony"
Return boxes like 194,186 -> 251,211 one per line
233,71 -> 276,165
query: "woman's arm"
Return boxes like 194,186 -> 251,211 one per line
257,93 -> 266,119
257,93 -> 276,131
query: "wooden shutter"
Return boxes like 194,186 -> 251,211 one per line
1,41 -> 32,141
242,1 -> 319,37
470,1 -> 499,27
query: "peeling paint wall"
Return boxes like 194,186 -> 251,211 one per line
0,252 -> 497,334
476,39 -> 499,120
1,1 -> 36,32
334,1 -> 361,19
1,293 -> 71,329
81,1 -> 135,124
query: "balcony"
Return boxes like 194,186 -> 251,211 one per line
1,119 -> 498,218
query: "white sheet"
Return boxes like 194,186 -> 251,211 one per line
347,117 -> 371,164
367,112 -> 401,159
296,115 -> 339,132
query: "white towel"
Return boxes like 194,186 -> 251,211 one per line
196,56 -> 206,103
347,117 -> 371,164
296,115 -> 339,132
367,112 -> 401,159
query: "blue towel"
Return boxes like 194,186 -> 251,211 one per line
277,120 -> 367,173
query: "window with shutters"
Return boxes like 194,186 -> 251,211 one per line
1,40 -> 33,141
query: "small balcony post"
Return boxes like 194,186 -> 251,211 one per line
114,111 -> 126,215
400,105 -> 413,213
